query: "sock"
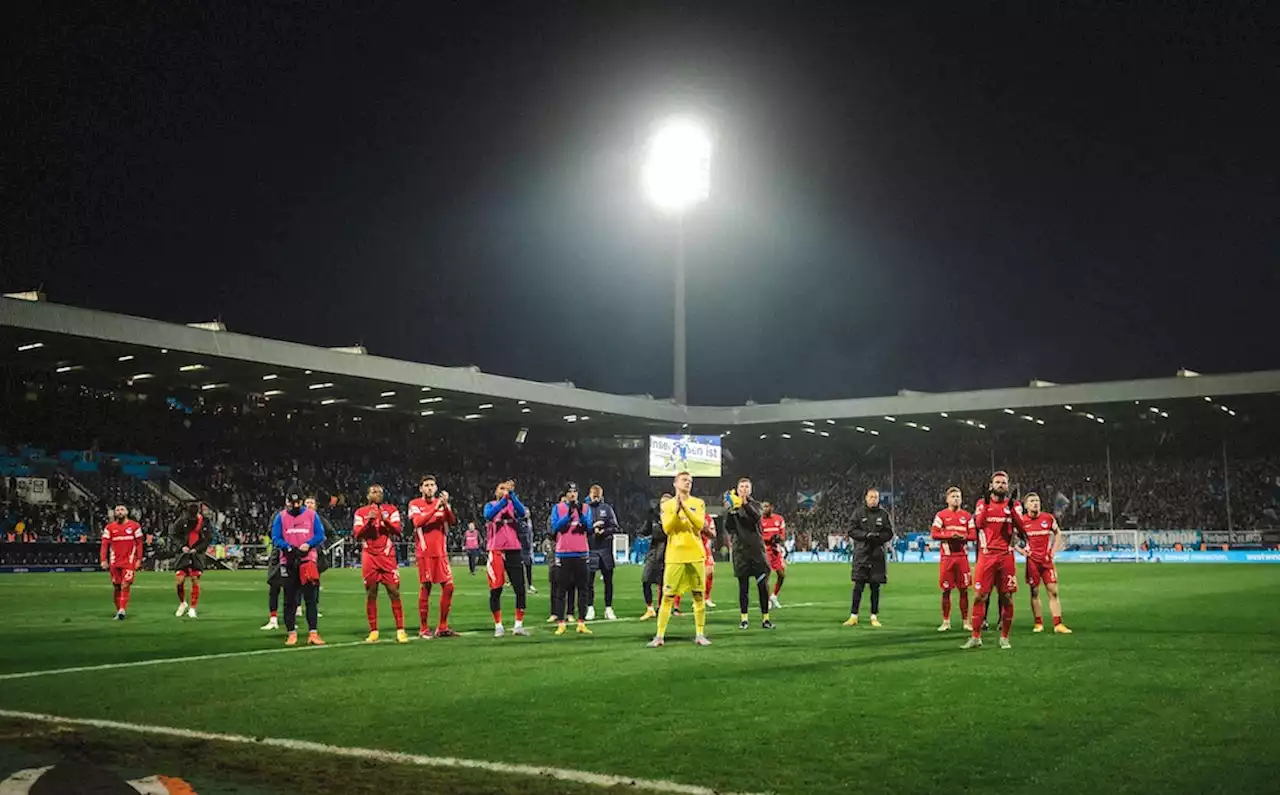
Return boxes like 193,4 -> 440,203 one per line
693,594 -> 707,636
740,613 -> 749,623
190,582 -> 201,608
176,582 -> 186,603
656,595 -> 675,639
773,575 -> 785,596
674,595 -> 682,610
120,588 -> 131,611
971,601 -> 987,638
515,608 -> 525,626
390,598 -> 405,631
492,610 -> 502,626
705,574 -> 714,601
960,591 -> 970,620
113,585 -> 122,610
942,591 -> 952,620
418,586 -> 431,630
763,612 -> 771,623
438,583 -> 454,630
367,598 -> 379,631
1001,602 -> 1014,638
1053,615 -> 1062,626
269,610 -> 278,619
1035,615 -> 1044,626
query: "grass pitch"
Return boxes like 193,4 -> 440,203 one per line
0,563 -> 1277,794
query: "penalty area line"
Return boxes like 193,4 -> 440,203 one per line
0,709 -> 771,795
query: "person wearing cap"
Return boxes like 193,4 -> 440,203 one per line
270,492 -> 326,646
583,483 -> 620,621
549,483 -> 593,636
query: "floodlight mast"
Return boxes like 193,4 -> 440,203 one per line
641,117 -> 711,406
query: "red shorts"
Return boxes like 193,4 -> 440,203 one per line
938,555 -> 972,591
362,553 -> 401,588
767,550 -> 787,572
418,556 -> 453,585
974,553 -> 1018,595
176,568 -> 202,578
486,550 -> 511,589
1025,557 -> 1058,588
109,566 -> 136,586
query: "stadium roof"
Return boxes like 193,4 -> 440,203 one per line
3,296 -> 1278,439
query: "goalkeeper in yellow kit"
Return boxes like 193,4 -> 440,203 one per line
648,471 -> 712,648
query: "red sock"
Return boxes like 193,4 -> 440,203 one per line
674,595 -> 682,610
189,582 -> 201,608
113,585 -> 122,610
390,598 -> 404,631
773,576 -> 784,597
515,608 -> 525,623
176,582 -> 186,603
942,591 -> 952,621
1035,615 -> 1044,626
705,574 -> 714,600
959,590 -> 970,620
1053,615 -> 1062,626
492,610 -> 502,625
418,586 -> 431,630
120,588 -> 131,611
971,600 -> 986,638
269,610 -> 278,619
366,598 -> 379,631
1001,602 -> 1014,638
438,583 -> 454,630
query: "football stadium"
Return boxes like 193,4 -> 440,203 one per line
2,296 -> 1278,794
5,5 -> 1279,794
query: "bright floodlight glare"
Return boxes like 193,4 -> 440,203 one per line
641,117 -> 711,213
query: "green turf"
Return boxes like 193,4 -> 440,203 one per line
0,563 -> 1278,795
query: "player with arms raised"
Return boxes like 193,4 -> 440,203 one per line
410,475 -> 458,639
648,471 -> 711,648
931,487 -> 975,632
483,479 -> 531,637
963,472 -> 1028,650
761,502 -> 787,609
354,484 -> 408,644
100,504 -> 142,620
1020,492 -> 1072,634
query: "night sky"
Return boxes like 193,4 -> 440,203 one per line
5,2 -> 1278,405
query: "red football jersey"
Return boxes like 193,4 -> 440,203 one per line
761,514 -> 786,547
409,497 -> 456,558
353,503 -> 403,558
931,509 -> 975,556
101,520 -> 143,567
1024,511 -> 1058,561
973,497 -> 1026,555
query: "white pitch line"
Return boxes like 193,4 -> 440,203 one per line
0,709 -> 771,795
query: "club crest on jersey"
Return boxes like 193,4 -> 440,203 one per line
1041,520 -> 1050,528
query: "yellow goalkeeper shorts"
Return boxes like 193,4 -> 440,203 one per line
662,561 -> 706,597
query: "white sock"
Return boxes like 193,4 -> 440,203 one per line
494,622 -> 502,630
871,614 -> 878,620
514,620 -> 523,629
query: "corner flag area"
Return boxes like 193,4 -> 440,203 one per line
1,564 -> 1277,794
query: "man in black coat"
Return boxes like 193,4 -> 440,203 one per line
843,487 -> 893,627
639,495 -> 670,620
722,477 -> 774,631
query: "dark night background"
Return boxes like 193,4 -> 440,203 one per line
4,1 -> 1277,405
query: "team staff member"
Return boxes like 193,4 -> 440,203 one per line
519,510 -> 537,595
463,521 -> 482,575
271,492 -> 326,646
550,484 -> 593,636
170,502 -> 211,619
844,488 -> 893,628
723,478 -> 773,630
584,483 -> 620,621
100,504 -> 143,620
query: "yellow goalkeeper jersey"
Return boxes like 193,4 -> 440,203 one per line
662,495 -> 707,564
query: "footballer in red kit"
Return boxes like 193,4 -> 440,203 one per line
930,487 -> 975,632
100,505 -> 143,619
1020,493 -> 1072,634
963,471 -> 1029,650
354,484 -> 408,643
701,512 -> 717,607
410,475 -> 458,639
761,503 -> 787,607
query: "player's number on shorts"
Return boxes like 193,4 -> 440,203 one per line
1006,574 -> 1017,589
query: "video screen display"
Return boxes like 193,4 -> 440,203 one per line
648,434 -> 722,477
